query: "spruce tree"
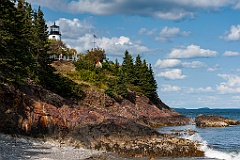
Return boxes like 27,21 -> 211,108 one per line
122,50 -> 135,83
115,73 -> 128,98
0,0 -> 36,83
134,54 -> 142,86
137,60 -> 158,100
33,6 -> 49,68
0,0 -> 16,60
16,0 -> 38,81
147,64 -> 158,99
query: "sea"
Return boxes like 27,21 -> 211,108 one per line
156,108 -> 240,160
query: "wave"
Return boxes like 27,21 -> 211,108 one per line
185,133 -> 240,160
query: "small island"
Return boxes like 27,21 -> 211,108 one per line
197,107 -> 210,110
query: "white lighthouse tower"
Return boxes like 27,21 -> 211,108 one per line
48,22 -> 61,40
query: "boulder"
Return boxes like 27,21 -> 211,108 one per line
195,114 -> 240,127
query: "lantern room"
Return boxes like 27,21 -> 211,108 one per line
48,22 -> 61,40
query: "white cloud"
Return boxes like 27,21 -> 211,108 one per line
98,36 -> 151,56
168,44 -> 218,59
161,84 -> 181,92
223,51 -> 240,56
217,74 -> 240,94
157,69 -> 186,80
171,0 -> 235,8
155,26 -> 190,42
48,18 -> 94,40
153,9 -> 195,20
207,64 -> 220,72
221,25 -> 240,41
69,34 -> 150,56
28,0 -> 240,20
187,87 -> 214,93
139,28 -> 157,36
139,26 -> 190,42
48,18 -> 150,56
154,59 -> 206,69
182,61 -> 207,68
154,59 -> 181,69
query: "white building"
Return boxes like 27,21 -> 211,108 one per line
48,22 -> 61,40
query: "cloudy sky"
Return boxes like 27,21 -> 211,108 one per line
28,0 -> 240,109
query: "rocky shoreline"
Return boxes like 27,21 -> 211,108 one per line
0,83 -> 204,158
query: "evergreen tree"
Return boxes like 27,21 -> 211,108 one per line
134,54 -> 142,85
115,72 -> 128,98
0,0 -> 36,83
137,60 -> 158,99
122,50 -> 135,83
0,0 -> 16,60
138,59 -> 149,91
16,0 -> 38,80
147,64 -> 158,99
32,6 -> 49,68
0,0 -> 15,79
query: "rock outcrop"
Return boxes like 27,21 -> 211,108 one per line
0,83 -> 204,157
195,114 -> 240,127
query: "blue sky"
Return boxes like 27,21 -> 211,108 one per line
28,0 -> 240,109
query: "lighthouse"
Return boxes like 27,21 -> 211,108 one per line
48,22 -> 61,40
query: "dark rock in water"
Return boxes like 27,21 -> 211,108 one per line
195,114 -> 240,127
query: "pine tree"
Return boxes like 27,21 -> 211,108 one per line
1,0 -> 14,81
137,60 -> 158,100
122,50 -> 135,83
134,54 -> 142,85
32,6 -> 49,68
0,0 -> 36,83
16,0 -> 38,80
147,64 -> 158,99
115,73 -> 128,98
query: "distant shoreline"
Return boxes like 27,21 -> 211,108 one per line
174,107 -> 240,110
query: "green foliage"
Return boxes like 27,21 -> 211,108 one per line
0,0 -> 37,84
134,54 -> 143,85
105,73 -> 127,99
122,50 -> 135,83
73,49 -> 159,102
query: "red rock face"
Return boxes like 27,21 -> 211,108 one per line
0,83 -> 204,158
0,83 -> 191,135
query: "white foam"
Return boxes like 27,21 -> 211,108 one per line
184,133 -> 240,160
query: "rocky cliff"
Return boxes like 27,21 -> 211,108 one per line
0,82 -> 204,157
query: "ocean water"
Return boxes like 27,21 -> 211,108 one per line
157,108 -> 240,160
